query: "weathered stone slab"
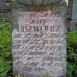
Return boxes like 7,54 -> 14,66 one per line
16,0 -> 63,5
0,0 -> 10,10
16,0 -> 33,5
12,0 -> 67,77
72,0 -> 77,21
44,0 -> 61,4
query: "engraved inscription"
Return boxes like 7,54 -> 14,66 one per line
12,11 -> 66,76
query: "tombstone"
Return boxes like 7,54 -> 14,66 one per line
0,0 -> 11,20
70,0 -> 77,30
66,0 -> 73,30
12,0 -> 67,77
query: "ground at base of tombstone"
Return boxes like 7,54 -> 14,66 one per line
23,75 -> 66,77
13,68 -> 66,77
13,72 -> 66,77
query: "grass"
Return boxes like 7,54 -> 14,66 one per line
0,20 -> 12,77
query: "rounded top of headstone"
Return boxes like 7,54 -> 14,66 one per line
16,0 -> 64,5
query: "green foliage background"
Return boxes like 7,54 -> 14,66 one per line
0,20 -> 12,77
67,31 -> 77,77
0,20 -> 77,77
